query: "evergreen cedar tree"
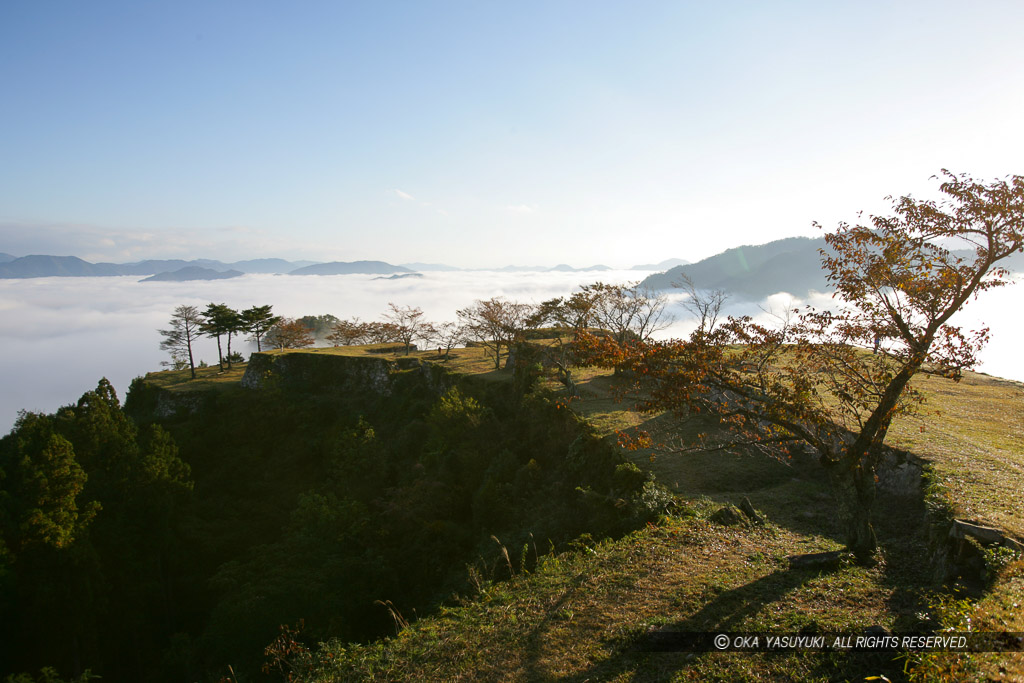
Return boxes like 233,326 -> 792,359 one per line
159,304 -> 203,379
201,302 -> 241,370
160,304 -> 281,372
240,304 -> 281,352
576,171 -> 1024,563
0,379 -> 192,678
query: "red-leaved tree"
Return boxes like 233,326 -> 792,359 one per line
578,171 -> 1024,562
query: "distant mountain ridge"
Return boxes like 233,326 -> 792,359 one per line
399,262 -> 461,272
631,257 -> 690,271
0,254 -> 656,278
642,236 -> 831,300
0,255 -> 318,278
288,261 -> 413,276
0,255 -> 126,278
5,242 -> 1011,284
140,267 -> 244,282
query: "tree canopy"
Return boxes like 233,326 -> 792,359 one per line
240,305 -> 281,352
159,304 -> 203,379
458,298 -> 534,369
266,318 -> 316,350
578,171 -> 1024,562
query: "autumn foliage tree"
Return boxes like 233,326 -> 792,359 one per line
431,320 -> 467,359
530,287 -> 606,395
383,303 -> 429,355
458,298 -> 534,369
266,318 -> 316,350
326,317 -> 369,346
578,171 -> 1024,562
587,281 -> 672,344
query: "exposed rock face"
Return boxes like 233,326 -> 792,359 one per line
152,390 -> 211,418
739,496 -> 765,525
240,351 -> 454,398
709,504 -> 750,527
875,447 -> 925,497
787,550 -> 844,570
951,519 -> 1024,551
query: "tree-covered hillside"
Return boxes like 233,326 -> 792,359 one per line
0,351 -> 673,682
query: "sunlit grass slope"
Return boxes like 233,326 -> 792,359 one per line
297,364 -> 1022,682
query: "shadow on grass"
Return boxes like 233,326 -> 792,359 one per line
546,564 -> 824,683
546,559 -> 912,683
518,571 -> 591,682
518,477 -> 935,681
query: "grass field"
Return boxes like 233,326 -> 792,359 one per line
889,372 -> 1024,541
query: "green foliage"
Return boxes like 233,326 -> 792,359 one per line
159,304 -> 201,378
4,667 -> 98,683
631,479 -> 678,521
298,314 -> 341,337
4,355 -> 674,682
0,379 -> 193,681
430,386 -> 484,422
239,304 -> 281,352
982,545 -> 1022,581
0,415 -> 95,555
901,591 -> 980,681
613,461 -> 646,492
201,302 -> 243,369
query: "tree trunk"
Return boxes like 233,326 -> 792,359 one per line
828,358 -> 922,563
187,339 -> 196,379
828,459 -> 878,564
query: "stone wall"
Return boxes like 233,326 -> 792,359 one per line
240,350 -> 455,399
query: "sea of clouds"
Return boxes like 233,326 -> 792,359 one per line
1,270 -> 1021,435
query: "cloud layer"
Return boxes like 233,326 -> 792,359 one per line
0,271 -> 652,433
2,271 -> 1019,435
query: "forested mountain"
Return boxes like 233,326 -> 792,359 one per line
641,236 -> 830,299
140,267 -> 244,282
287,260 -> 414,275
630,257 -> 689,270
0,256 -> 316,278
0,254 -> 127,278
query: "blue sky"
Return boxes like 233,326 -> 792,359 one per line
3,1 -> 1024,267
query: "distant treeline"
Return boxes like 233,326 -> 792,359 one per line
160,280 -> 675,379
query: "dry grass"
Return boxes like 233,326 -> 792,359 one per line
310,504 -> 925,682
143,362 -> 248,392
888,371 -> 1024,541
144,343 -> 511,392
560,361 -> 1024,543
